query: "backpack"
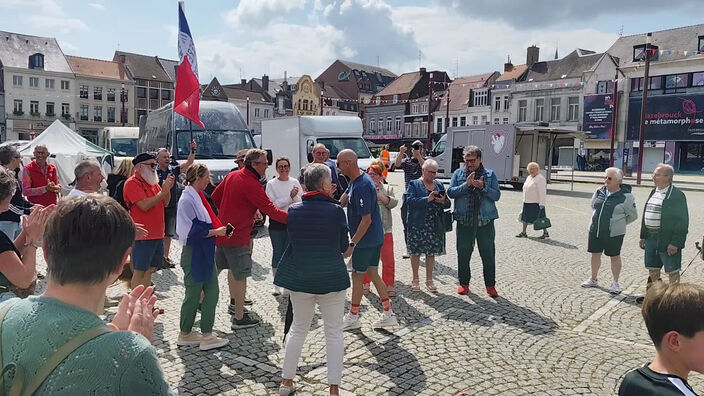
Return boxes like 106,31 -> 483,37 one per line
110,179 -> 128,211
0,302 -> 110,396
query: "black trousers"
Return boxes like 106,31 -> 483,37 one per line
456,220 -> 496,287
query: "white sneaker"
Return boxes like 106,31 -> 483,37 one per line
609,281 -> 622,295
272,285 -> 282,296
176,331 -> 202,346
199,334 -> 229,351
581,278 -> 598,288
372,312 -> 398,330
342,313 -> 361,331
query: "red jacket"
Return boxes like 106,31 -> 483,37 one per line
22,161 -> 59,206
212,167 -> 287,247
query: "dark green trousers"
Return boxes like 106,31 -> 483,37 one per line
179,245 -> 219,333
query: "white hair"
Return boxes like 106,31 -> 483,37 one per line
605,167 -> 623,182
422,159 -> 438,171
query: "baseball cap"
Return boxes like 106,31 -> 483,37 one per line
132,152 -> 156,165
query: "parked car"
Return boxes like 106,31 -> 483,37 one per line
388,151 -> 400,171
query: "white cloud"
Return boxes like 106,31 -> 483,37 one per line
87,2 -> 105,10
58,39 -> 79,52
15,0 -> 90,34
224,0 -> 309,27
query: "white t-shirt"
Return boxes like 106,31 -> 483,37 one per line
67,188 -> 87,197
265,177 -> 303,212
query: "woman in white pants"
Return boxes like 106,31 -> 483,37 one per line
274,163 -> 351,396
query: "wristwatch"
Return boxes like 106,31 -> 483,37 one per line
349,241 -> 356,248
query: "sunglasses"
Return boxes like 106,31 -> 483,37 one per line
143,162 -> 157,169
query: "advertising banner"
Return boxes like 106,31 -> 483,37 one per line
628,94 -> 704,140
583,94 -> 614,139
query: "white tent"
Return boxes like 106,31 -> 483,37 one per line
19,120 -> 113,195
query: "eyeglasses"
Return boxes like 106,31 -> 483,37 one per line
143,162 -> 157,169
605,177 -> 612,180
277,165 -> 290,169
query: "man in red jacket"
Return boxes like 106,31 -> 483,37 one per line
212,149 -> 287,329
22,145 -> 61,206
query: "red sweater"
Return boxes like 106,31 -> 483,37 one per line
22,161 -> 59,206
212,168 -> 287,247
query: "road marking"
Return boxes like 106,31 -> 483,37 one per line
572,284 -> 639,333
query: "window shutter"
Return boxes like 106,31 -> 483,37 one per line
468,90 -> 474,107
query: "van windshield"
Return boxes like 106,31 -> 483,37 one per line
111,138 -> 138,157
176,130 -> 253,160
317,138 -> 371,159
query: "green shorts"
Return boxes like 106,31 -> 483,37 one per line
351,246 -> 381,274
215,245 -> 253,280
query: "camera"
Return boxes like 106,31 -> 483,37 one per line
412,144 -> 421,150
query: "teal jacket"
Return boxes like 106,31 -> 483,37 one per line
639,184 -> 688,249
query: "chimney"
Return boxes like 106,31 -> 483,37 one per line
241,78 -> 247,86
262,75 -> 269,91
119,54 -> 126,64
526,45 -> 540,66
504,56 -> 513,73
419,67 -> 427,74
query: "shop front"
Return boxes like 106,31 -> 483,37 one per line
627,93 -> 704,172
582,94 -> 616,170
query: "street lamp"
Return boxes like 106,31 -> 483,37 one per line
320,90 -> 324,115
120,83 -> 126,126
246,97 -> 250,127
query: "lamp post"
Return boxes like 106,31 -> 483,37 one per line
320,91 -> 324,115
426,72 -> 434,149
636,32 -> 652,185
246,96 -> 250,128
120,83 -> 126,126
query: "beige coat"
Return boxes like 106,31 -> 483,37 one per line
377,184 -> 398,234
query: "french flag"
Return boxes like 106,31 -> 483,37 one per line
174,1 -> 204,128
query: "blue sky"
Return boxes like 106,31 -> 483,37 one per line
0,0 -> 701,83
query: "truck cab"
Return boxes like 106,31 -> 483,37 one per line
99,127 -> 139,161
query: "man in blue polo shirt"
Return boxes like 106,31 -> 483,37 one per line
337,149 -> 397,331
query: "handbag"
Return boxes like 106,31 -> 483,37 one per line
533,208 -> 551,231
442,210 -> 453,232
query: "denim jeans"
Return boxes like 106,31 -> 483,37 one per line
269,228 -> 289,269
456,220 -> 496,287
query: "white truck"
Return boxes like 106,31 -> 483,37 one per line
261,116 -> 374,180
99,127 -> 139,160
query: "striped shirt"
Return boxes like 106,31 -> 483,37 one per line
644,186 -> 669,230
400,158 -> 422,189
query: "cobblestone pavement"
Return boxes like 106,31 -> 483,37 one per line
37,171 -> 704,395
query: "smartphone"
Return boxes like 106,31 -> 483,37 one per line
226,223 -> 234,237
436,191 -> 446,198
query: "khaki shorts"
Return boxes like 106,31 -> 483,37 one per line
216,245 -> 252,280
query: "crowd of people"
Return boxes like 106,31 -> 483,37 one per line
0,139 -> 700,395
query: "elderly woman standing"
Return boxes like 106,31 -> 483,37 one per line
266,157 -> 302,296
275,163 -> 350,396
581,167 -> 637,295
516,162 -> 549,239
404,159 -> 450,293
362,163 -> 398,296
176,163 -> 230,351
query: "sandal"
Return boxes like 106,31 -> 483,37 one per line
539,231 -> 549,239
426,281 -> 438,293
515,232 -> 527,238
411,279 -> 420,292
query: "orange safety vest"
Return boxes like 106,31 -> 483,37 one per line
380,149 -> 390,178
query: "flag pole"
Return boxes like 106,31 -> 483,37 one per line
189,119 -> 193,144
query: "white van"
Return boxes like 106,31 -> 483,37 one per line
99,127 -> 139,159
261,116 -> 374,180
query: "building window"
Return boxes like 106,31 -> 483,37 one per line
452,117 -> 458,127
61,80 -> 70,90
80,105 -> 89,121
472,116 -> 478,125
94,106 -> 102,122
46,102 -> 55,116
518,100 -> 527,122
369,119 -> 375,132
494,96 -> 501,111
29,77 -> 39,88
494,118 -> 499,124
13,100 -> 23,114
503,118 -> 509,124
94,87 -> 102,100
107,88 -> 116,101
693,72 -> 704,87
61,103 -> 70,116
568,97 -> 579,121
107,107 -> 115,123
473,90 -> 488,107
421,123 -> 427,138
30,101 -> 39,115
45,79 -> 55,89
161,90 -> 171,101
436,118 -> 443,133
550,97 -> 561,121
699,36 -> 704,52
460,116 -> 466,126
395,117 -> 401,133
481,115 -> 487,125
535,98 -> 545,121
413,123 -> 419,137
378,120 -> 383,131
504,96 -> 509,110
264,109 -> 269,118
421,103 -> 428,113
405,124 -> 411,137
386,117 -> 392,132
650,76 -> 663,90
255,108 -> 260,117
149,88 -> 158,100
412,104 -> 418,113
633,44 -> 659,62
665,74 -> 689,90
122,89 -> 128,102
393,94 -> 398,104
80,85 -> 89,99
12,75 -> 22,87
28,53 -> 44,70
137,87 -> 146,99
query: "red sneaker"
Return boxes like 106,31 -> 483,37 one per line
486,286 -> 498,298
457,285 -> 469,295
